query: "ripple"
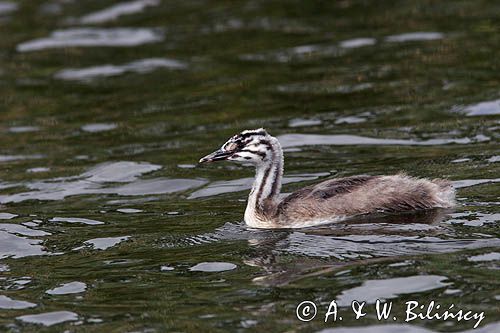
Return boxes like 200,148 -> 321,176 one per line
336,275 -> 450,306
0,212 -> 17,219
240,44 -> 342,63
8,126 -> 40,133
188,172 -> 328,199
385,32 -> 444,42
189,262 -> 237,272
16,311 -> 78,326
113,178 -> 207,196
288,118 -> 322,128
78,236 -> 130,250
275,82 -> 372,94
334,116 -> 367,124
276,133 -> 490,148
451,158 -> 470,163
0,231 -> 47,259
116,208 -> 143,214
284,233 -> 500,259
0,223 -> 51,236
177,217 -> 500,260
81,161 -> 161,183
17,27 -> 163,52
447,212 -> 500,227
46,281 -> 87,295
177,164 -> 196,169
81,123 -> 117,132
468,252 -> 500,262
339,37 -> 376,48
55,58 -> 187,81
318,322 -> 500,333
240,35 -> 378,63
0,161 -> 197,203
78,0 -> 160,24
160,265 -> 175,271
0,154 -> 44,162
201,17 -> 316,34
49,217 -> 105,225
452,178 -> 500,189
461,98 -> 500,116
0,295 -> 37,309
0,1 -> 17,15
487,156 -> 500,163
26,167 -> 50,173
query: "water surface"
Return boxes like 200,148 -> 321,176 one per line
0,0 -> 499,332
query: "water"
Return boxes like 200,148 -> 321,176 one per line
0,0 -> 499,332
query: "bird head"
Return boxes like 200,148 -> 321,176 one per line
199,128 -> 275,166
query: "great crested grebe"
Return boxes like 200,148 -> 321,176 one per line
199,129 -> 456,229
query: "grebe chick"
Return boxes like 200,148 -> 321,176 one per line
199,129 -> 456,229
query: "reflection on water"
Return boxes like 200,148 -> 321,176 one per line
339,38 -> 376,49
462,99 -> 500,116
452,178 -> 500,189
50,217 -> 104,225
55,58 -> 187,81
275,82 -> 373,95
176,209 -> 500,287
318,322 -> 500,333
277,133 -> 490,148
189,262 -> 237,272
447,211 -> 500,227
0,223 -> 50,236
17,28 -> 163,52
26,167 -> 50,173
240,43 -> 343,63
334,116 -> 367,124
77,0 -> 160,24
77,236 -> 130,250
16,311 -> 79,327
1,0 -> 499,331
116,208 -> 143,214
0,161 -> 207,203
0,231 -> 47,259
336,275 -> 450,306
188,172 -> 329,199
7,126 -> 39,133
81,123 -> 117,132
0,154 -> 43,162
0,295 -> 36,309
288,118 -> 322,128
468,252 -> 500,262
385,32 -> 444,42
241,31 -> 444,63
0,1 -> 15,13
46,281 -> 87,295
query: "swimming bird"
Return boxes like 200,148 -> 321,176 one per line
199,129 -> 456,229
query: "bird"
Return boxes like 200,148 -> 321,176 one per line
199,128 -> 456,229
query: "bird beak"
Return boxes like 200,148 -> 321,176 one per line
199,149 -> 232,163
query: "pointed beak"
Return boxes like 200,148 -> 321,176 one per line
199,149 -> 232,164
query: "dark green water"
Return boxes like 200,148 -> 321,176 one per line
0,0 -> 499,332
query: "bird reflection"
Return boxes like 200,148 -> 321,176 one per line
244,209 -> 453,287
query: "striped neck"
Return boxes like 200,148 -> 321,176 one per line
244,138 -> 283,226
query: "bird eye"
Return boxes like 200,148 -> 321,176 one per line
225,142 -> 238,151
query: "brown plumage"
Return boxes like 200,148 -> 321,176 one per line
199,129 -> 456,229
275,174 -> 454,227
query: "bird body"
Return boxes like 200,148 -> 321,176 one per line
200,129 -> 455,229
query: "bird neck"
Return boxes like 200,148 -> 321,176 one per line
245,138 -> 283,225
